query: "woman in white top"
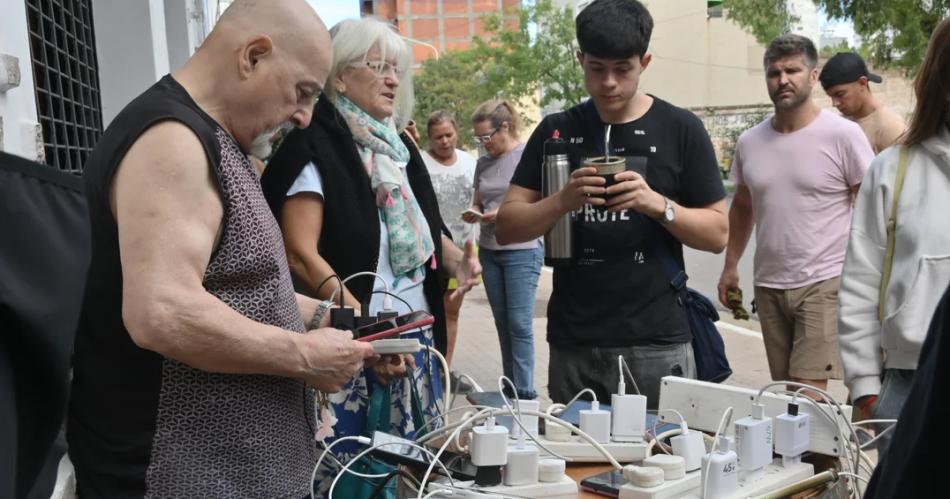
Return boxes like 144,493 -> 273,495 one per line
838,18 -> 950,456
421,111 -> 478,372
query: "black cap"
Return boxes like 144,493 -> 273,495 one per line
819,52 -> 882,89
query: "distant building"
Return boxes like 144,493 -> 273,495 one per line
359,0 -> 520,66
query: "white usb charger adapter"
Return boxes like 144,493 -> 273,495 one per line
734,403 -> 773,478
774,402 -> 810,467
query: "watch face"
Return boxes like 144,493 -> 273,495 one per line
664,201 -> 674,222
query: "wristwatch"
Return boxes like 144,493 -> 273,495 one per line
661,196 -> 675,224
309,299 -> 335,330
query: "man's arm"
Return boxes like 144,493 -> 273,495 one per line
113,122 -> 374,392
496,167 -> 607,245
717,184 -> 754,307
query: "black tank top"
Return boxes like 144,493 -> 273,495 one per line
69,75 -> 315,498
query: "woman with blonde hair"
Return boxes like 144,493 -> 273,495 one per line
464,99 -> 543,399
838,17 -> 950,458
261,17 -> 480,495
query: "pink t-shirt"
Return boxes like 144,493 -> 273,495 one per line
733,109 -> 873,289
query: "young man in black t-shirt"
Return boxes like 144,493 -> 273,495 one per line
496,0 -> 728,407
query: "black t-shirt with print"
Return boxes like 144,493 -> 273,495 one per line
511,97 -> 725,348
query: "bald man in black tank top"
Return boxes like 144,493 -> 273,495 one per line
69,1 -> 378,497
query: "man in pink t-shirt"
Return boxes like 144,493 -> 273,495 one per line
718,34 -> 874,392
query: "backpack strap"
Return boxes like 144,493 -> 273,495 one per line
879,146 -> 910,322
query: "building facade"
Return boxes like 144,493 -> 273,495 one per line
0,0 -> 208,170
360,0 -> 519,65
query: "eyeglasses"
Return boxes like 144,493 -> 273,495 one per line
359,60 -> 405,79
473,127 -> 500,145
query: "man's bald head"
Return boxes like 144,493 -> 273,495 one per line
188,0 -> 331,154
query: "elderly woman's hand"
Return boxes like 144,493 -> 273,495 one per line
371,353 -> 415,384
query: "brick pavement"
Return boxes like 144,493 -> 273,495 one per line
448,268 -> 847,411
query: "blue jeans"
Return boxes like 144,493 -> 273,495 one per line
479,246 -> 543,400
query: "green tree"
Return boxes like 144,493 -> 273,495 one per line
413,0 -> 585,148
815,0 -> 949,74
722,0 -> 798,46
723,0 -> 949,74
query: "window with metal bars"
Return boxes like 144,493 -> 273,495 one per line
25,0 -> 103,174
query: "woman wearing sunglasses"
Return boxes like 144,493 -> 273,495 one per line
464,99 -> 543,399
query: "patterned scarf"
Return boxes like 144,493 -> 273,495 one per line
333,95 -> 435,279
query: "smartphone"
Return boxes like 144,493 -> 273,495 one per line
369,431 -> 477,480
355,310 -> 435,342
579,469 -> 627,497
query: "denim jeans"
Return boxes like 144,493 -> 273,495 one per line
479,246 -> 543,399
873,368 -> 915,457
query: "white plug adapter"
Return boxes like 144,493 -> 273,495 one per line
538,458 -> 566,483
580,400 -> 611,444
643,454 -> 686,480
774,403 -> 810,467
497,399 -> 540,440
622,465 -> 665,488
611,393 -> 647,442
734,403 -> 773,475
701,436 -> 738,499
504,444 -> 539,486
671,424 -> 705,472
471,417 -> 509,467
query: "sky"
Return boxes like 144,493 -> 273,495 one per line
306,0 -> 361,28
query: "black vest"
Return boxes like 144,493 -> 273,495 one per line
263,97 -> 449,353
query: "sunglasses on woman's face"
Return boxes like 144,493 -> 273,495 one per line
473,127 -> 500,145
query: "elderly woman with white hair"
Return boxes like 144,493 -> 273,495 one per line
262,17 -> 480,495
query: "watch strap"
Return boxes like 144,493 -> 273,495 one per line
309,299 -> 334,330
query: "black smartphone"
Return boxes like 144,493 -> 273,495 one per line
369,431 -> 477,481
356,310 -> 435,341
579,469 -> 627,497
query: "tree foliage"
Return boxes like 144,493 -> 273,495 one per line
722,0 -> 798,46
723,0 -> 949,74
413,0 -> 585,147
815,0 -> 949,74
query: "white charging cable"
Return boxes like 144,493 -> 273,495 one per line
311,435 -> 386,499
701,406 -> 734,499
498,376 -> 569,461
328,440 -> 457,499
424,346 -> 451,413
617,355 -> 642,395
336,271 -> 392,310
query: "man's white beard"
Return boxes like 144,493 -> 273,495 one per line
249,122 -> 293,159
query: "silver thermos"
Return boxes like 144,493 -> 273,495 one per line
542,132 -> 573,266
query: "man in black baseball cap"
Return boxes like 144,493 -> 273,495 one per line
820,52 -> 906,153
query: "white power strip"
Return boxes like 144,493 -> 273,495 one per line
618,470 -> 701,499
616,459 -> 814,499
426,475 -> 578,498
657,376 -> 852,456
534,435 -> 649,463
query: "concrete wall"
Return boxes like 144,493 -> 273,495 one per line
0,0 -> 42,160
92,0 -> 171,126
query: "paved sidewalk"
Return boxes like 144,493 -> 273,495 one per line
449,268 -> 847,409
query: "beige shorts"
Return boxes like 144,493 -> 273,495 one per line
754,276 -> 843,381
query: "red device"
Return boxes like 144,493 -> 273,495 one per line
356,311 -> 435,342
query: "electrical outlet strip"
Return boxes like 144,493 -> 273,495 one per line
617,469 -> 701,499
534,435 -> 649,463
729,459 -> 813,498
657,376 -> 852,456
616,459 -> 813,499
426,475 -> 578,498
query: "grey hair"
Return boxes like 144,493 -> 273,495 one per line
763,33 -> 818,69
326,17 -> 415,130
